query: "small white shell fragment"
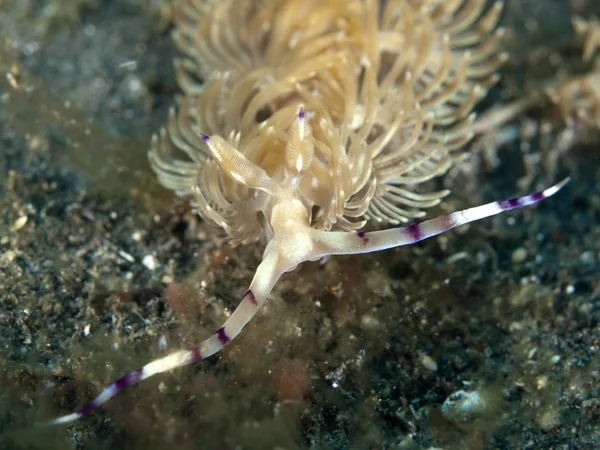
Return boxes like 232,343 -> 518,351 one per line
421,354 -> 438,372
538,409 -> 560,431
118,250 -> 135,263
511,247 -> 527,264
441,389 -> 486,424
11,215 -> 28,231
1,250 -> 17,263
142,254 -> 158,271
158,335 -> 167,352
360,313 -> 383,331
565,284 -> 575,294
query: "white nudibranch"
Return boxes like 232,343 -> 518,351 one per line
43,0 -> 568,426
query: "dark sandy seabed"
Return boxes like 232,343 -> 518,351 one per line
0,1 -> 600,449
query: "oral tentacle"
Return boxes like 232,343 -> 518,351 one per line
314,178 -> 570,256
42,250 -> 285,426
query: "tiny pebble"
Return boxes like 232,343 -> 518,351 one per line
11,215 -> 28,231
360,313 -> 383,331
142,254 -> 158,271
442,390 -> 486,424
1,250 -> 17,263
421,354 -> 438,372
536,375 -> 549,389
565,284 -> 575,294
158,335 -> 167,352
118,250 -> 135,263
512,247 -> 527,264
538,409 -> 560,431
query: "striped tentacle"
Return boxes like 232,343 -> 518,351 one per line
42,251 -> 284,426
316,178 -> 569,255
42,178 -> 568,426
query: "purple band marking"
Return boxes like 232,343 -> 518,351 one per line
530,192 -> 545,202
216,327 -> 231,345
441,213 -> 456,231
244,289 -> 257,306
356,231 -> 370,244
499,197 -> 522,209
115,368 -> 143,390
405,224 -> 422,242
191,346 -> 203,362
299,107 -> 305,119
199,133 -> 210,142
78,401 -> 97,417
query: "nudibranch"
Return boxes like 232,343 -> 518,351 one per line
45,0 -> 568,425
